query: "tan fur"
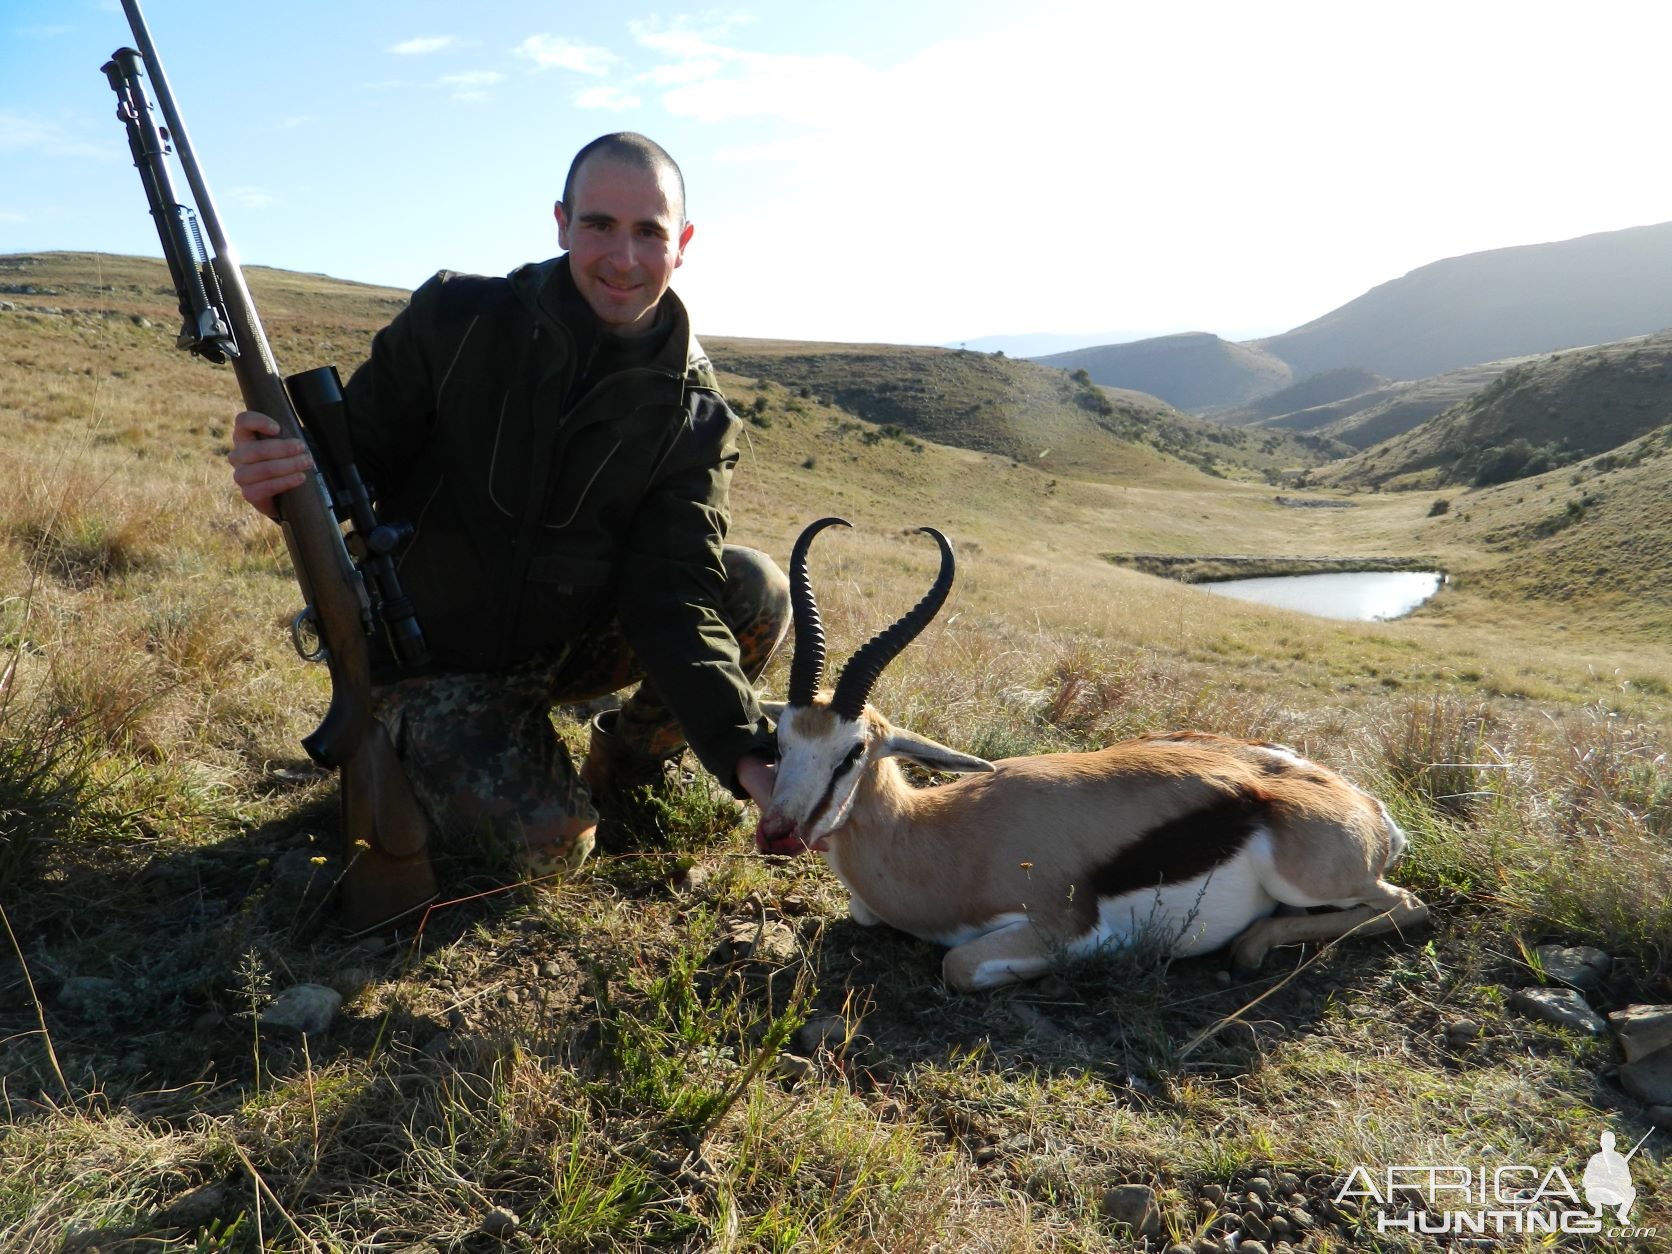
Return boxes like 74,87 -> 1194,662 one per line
760,702 -> 1429,991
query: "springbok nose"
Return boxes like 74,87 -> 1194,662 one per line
754,810 -> 804,854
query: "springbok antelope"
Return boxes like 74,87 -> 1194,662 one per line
754,518 -> 1430,992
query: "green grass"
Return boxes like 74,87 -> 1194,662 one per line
0,250 -> 1667,1249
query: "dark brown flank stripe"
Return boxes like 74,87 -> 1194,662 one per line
803,742 -> 867,834
1089,791 -> 1269,899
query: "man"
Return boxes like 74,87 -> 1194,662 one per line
229,133 -> 785,904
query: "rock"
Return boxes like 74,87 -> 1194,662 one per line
1534,944 -> 1611,988
329,967 -> 374,1000
1239,1242 -> 1269,1254
1246,1176 -> 1275,1202
1193,1240 -> 1226,1254
1619,1046 -> 1672,1106
479,1206 -> 520,1235
710,919 -> 800,969
795,1012 -> 862,1055
539,960 -> 564,979
1609,1004 -> 1672,1064
154,1181 -> 230,1226
1273,1171 -> 1302,1196
674,862 -> 713,894
1100,1184 -> 1162,1236
1164,1245 -> 1194,1254
1199,1183 -> 1226,1207
774,1053 -> 816,1082
1445,1018 -> 1482,1047
731,919 -> 800,965
57,976 -> 123,1016
1647,1106 -> 1672,1130
1509,987 -> 1606,1034
259,983 -> 342,1036
1241,1211 -> 1271,1241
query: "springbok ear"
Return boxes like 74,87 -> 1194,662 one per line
761,700 -> 787,721
879,728 -> 994,775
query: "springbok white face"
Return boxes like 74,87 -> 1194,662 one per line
755,697 -> 991,855
756,701 -> 872,854
754,518 -> 993,856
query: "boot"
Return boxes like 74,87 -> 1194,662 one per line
580,709 -> 683,852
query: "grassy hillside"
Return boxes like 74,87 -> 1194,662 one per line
1319,330 -> 1672,489
1210,367 -> 1387,426
1251,360 -> 1521,449
709,336 -> 1342,483
1255,219 -> 1672,380
1031,331 -> 1294,412
2,252 -> 1668,1250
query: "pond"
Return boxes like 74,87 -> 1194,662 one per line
1199,571 -> 1445,621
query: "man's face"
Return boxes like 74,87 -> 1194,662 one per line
555,156 -> 693,334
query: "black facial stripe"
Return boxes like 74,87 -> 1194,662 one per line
804,742 -> 867,832
1090,791 -> 1268,899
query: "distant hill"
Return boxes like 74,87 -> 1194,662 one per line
707,337 -> 1341,483
1319,330 -> 1672,489
1213,368 -> 1387,426
945,330 -> 1157,358
1248,360 -> 1525,449
1255,221 -> 1672,381
1030,332 -> 1293,412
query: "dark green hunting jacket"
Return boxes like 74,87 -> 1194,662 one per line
342,256 -> 771,786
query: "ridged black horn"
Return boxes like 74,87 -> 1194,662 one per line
831,527 -> 955,720
786,516 -> 851,706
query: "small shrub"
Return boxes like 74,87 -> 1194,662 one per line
1426,498 -> 1450,517
1374,696 -> 1496,819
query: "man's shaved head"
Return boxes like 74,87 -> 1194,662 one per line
562,132 -> 686,225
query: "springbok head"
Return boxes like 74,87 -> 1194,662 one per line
755,517 -> 992,856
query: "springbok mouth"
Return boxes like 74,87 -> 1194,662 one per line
753,827 -> 829,856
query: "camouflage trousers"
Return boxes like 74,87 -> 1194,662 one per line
371,545 -> 789,875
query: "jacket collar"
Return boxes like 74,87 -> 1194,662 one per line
508,255 -> 714,387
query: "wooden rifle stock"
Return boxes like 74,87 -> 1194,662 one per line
108,0 -> 435,930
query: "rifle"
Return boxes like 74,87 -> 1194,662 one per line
102,0 -> 436,931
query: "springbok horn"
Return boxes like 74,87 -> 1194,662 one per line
786,516 -> 851,706
830,527 -> 954,720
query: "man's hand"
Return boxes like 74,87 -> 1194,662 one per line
735,753 -> 776,809
228,410 -> 314,519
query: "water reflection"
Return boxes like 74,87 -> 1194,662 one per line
1200,571 -> 1444,621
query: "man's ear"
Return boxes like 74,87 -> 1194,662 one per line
880,727 -> 993,775
674,220 -> 694,269
554,200 -> 571,250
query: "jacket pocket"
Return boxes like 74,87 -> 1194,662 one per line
509,553 -> 618,658
525,553 -> 613,597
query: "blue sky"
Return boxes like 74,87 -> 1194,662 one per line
6,1 -> 1672,347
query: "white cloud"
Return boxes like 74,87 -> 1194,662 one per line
389,35 -> 456,55
575,85 -> 643,112
514,34 -> 616,75
225,186 -> 276,210
277,115 -> 316,130
16,24 -> 73,38
0,110 -> 109,159
0,209 -> 26,224
438,71 -> 504,88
